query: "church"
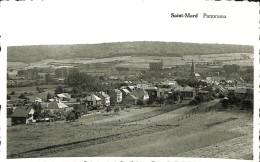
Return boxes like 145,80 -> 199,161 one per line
190,60 -> 200,79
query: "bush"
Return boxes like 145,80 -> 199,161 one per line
189,99 -> 199,105
65,110 -> 79,122
147,98 -> 154,105
228,96 -> 241,105
195,96 -> 202,103
137,99 -> 144,105
114,106 -> 120,113
222,99 -> 228,108
106,106 -> 112,113
241,99 -> 253,110
19,93 -> 26,99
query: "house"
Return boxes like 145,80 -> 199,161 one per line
174,86 -> 196,101
11,106 -> 35,125
181,86 -> 196,100
225,86 -> 237,93
234,88 -> 253,99
120,88 -> 131,98
56,93 -> 71,101
145,87 -> 161,99
46,99 -> 73,113
109,89 -> 122,105
195,73 -> 201,79
86,94 -> 102,108
197,90 -> 209,98
122,94 -> 138,106
132,88 -> 149,102
96,91 -> 110,107
126,86 -> 137,92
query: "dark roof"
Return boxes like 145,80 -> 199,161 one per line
11,106 -> 33,118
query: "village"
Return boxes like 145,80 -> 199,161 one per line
6,52 -> 254,159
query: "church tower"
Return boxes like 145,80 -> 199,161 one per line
190,60 -> 195,78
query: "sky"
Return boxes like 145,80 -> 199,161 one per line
0,0 -> 258,46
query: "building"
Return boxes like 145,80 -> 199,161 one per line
11,106 -> 35,125
126,86 -> 137,92
56,93 -> 71,101
174,86 -> 196,101
234,88 -> 253,99
96,91 -> 110,107
122,94 -> 138,106
190,60 -> 195,78
145,87 -> 161,99
120,88 -> 131,98
132,88 -> 149,102
46,99 -> 73,113
109,89 -> 122,105
149,60 -> 163,71
86,94 -> 102,108
197,90 -> 209,98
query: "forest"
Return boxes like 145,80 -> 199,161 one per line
7,41 -> 253,63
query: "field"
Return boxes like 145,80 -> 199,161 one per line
7,99 -> 253,159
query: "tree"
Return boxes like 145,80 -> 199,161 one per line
72,87 -> 78,94
106,106 -> 112,113
223,64 -> 240,74
114,106 -> 120,113
137,99 -> 144,105
195,96 -> 202,103
19,93 -> 26,99
189,99 -> 199,105
241,99 -> 253,110
33,103 -> 42,119
157,97 -> 165,106
65,110 -> 79,122
222,99 -> 228,108
147,97 -> 154,105
45,73 -> 52,83
47,92 -> 52,100
55,86 -> 63,94
10,91 -> 15,95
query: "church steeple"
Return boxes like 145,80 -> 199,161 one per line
190,60 -> 195,77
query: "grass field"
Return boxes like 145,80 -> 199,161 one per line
7,99 -> 253,159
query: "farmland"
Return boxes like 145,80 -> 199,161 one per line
7,99 -> 253,159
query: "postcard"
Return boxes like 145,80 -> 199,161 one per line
0,0 -> 259,162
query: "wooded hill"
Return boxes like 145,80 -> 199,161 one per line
7,41 -> 253,63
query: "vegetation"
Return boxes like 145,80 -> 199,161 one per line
8,42 -> 253,63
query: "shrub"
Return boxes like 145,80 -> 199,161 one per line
106,106 -> 112,113
241,99 -> 253,110
137,99 -> 144,105
222,99 -> 228,108
19,93 -> 26,99
189,99 -> 199,105
114,106 -> 120,113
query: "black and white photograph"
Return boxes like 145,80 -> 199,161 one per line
0,0 -> 259,162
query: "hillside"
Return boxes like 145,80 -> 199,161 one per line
7,41 -> 253,63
